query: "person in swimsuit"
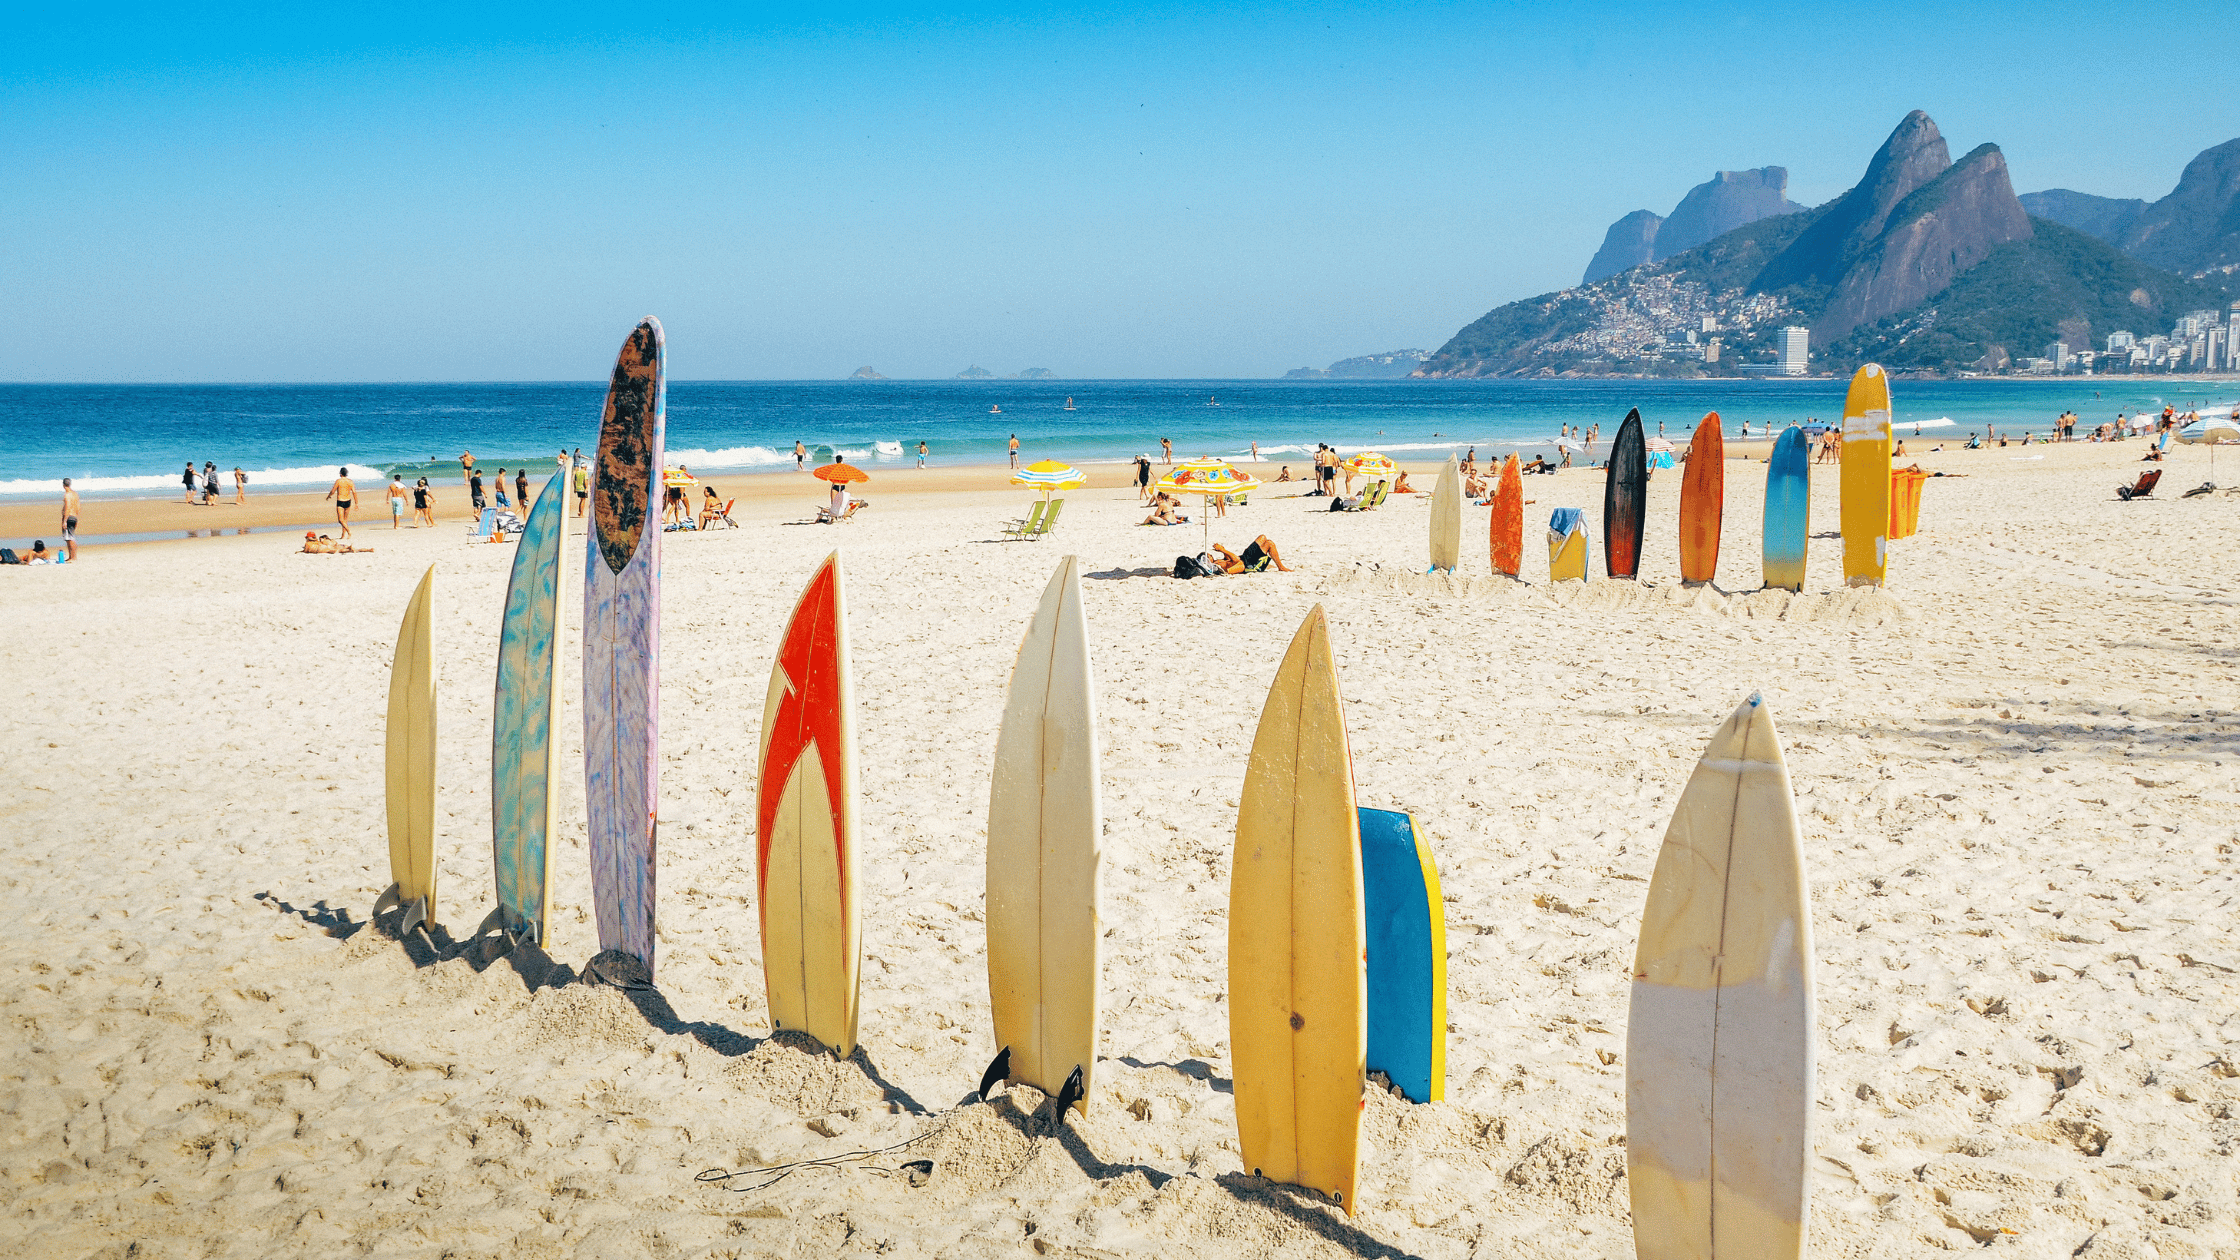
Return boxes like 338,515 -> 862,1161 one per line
202,462 -> 220,504
1160,437 -> 1173,465
1209,536 -> 1292,573
233,467 -> 246,504
326,467 -> 356,539
1009,434 -> 1020,468
412,478 -> 434,527
59,478 -> 79,562
183,462 -> 197,504
387,474 -> 408,528
916,441 -> 928,468
493,468 -> 511,509
571,459 -> 589,516
514,467 -> 528,510
468,469 -> 485,513
1134,454 -> 1152,501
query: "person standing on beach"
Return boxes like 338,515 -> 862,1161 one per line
326,467 -> 356,539
572,458 -> 589,516
1250,440 -> 1261,462
60,479 -> 79,562
469,468 -> 485,514
1009,434 -> 1020,468
413,478 -> 434,527
233,467 -> 246,504
493,468 -> 511,509
387,474 -> 407,528
1160,437 -> 1173,465
182,462 -> 197,504
557,448 -> 570,474
460,450 -> 475,482
795,441 -> 807,471
916,441 -> 928,469
202,462 -> 219,505
1135,454 -> 1152,501
514,467 -> 529,510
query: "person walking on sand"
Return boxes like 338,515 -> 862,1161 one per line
326,467 -> 357,539
1160,437 -> 1173,465
917,441 -> 929,469
1009,434 -> 1020,468
493,468 -> 511,510
412,477 -> 435,527
233,467 -> 247,504
182,461 -> 197,504
460,450 -> 475,481
386,474 -> 407,528
514,467 -> 529,510
60,478 -> 79,562
468,467 -> 486,514
1135,453 -> 1152,501
795,441 -> 807,471
571,458 -> 589,516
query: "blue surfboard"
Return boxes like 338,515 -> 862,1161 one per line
1359,807 -> 1446,1104
1762,426 -> 1809,592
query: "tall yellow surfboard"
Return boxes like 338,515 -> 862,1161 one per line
1839,364 -> 1892,586
1230,605 -> 1366,1213
378,565 -> 437,936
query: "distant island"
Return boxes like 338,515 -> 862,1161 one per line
1420,111 -> 2239,379
954,365 -> 995,379
847,366 -> 889,380
1284,349 -> 1430,379
952,365 -> 1057,379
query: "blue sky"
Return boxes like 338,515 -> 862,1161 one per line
5,2 -> 2233,381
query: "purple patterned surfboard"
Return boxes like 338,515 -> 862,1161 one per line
583,317 -> 664,983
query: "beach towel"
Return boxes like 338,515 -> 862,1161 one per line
1548,507 -> 1585,540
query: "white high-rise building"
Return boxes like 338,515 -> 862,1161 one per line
1777,326 -> 1809,375
2107,331 -> 2136,352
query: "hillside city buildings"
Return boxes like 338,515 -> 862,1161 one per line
2030,302 -> 2240,375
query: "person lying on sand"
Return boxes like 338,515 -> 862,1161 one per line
1141,502 -> 1188,525
300,531 -> 372,554
1209,536 -> 1293,573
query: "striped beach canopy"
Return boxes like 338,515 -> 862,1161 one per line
1156,458 -> 1260,497
1010,459 -> 1086,495
1340,452 -> 1399,479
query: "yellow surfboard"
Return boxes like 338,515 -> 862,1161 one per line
1839,364 -> 1892,586
1230,605 -> 1366,1213
377,565 -> 437,936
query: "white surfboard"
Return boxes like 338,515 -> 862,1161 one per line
1626,694 -> 1815,1259
1428,456 -> 1461,572
986,555 -> 1103,1112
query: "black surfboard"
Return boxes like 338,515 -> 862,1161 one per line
1604,409 -> 1647,579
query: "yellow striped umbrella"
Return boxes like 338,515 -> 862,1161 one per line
1154,458 -> 1261,548
1339,452 -> 1399,480
1009,459 -> 1086,498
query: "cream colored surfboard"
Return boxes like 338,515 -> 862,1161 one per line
377,565 -> 437,935
1626,695 -> 1815,1260
1230,605 -> 1366,1213
986,555 -> 1102,1112
756,553 -> 862,1057
1427,455 -> 1462,572
1839,363 -> 1892,587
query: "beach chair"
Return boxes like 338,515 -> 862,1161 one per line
1033,498 -> 1065,539
1001,500 -> 1048,540
2116,469 -> 2162,500
465,507 -> 497,538
711,498 -> 737,528
815,500 -> 867,524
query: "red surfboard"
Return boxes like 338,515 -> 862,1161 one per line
1490,454 -> 1524,577
1679,412 -> 1724,584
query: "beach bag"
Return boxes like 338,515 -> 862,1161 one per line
1193,554 -> 1226,578
1173,555 -> 1199,579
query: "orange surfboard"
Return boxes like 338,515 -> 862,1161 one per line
1678,413 -> 1724,584
1489,455 -> 1523,577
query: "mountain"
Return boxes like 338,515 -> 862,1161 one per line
847,366 -> 888,380
1420,110 -> 2203,378
1582,168 -> 1796,283
1284,349 -> 1431,379
2019,190 -> 2147,245
2115,137 -> 2240,276
953,365 -> 995,379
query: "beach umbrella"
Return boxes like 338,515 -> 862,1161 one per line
2178,416 -> 2240,444
1339,452 -> 1400,481
813,462 -> 870,484
1010,459 -> 1085,499
1644,436 -> 1675,454
661,468 -> 697,487
1155,458 -> 1261,549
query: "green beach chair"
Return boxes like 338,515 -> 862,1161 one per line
1001,500 -> 1048,540
1032,498 -> 1065,539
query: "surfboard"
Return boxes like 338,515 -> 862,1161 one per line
1489,454 -> 1523,577
583,317 -> 665,983
1427,455 -> 1461,572
1359,807 -> 1444,1106
987,555 -> 1102,1112
1762,426 -> 1810,592
1839,363 -> 1892,587
1230,605 -> 1366,1213
377,565 -> 437,936
1678,413 -> 1724,585
482,471 -> 565,950
757,552 -> 862,1057
1548,506 -> 1588,582
1627,695 -> 1816,1260
1604,409 -> 1647,580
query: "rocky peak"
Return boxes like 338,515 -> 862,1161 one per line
1656,167 -> 1796,259
1812,142 -> 2032,343
2117,136 -> 2240,275
1583,210 -> 1665,284
1755,110 -> 1952,293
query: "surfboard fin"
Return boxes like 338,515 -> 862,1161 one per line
1052,1065 -> 1085,1123
978,1047 -> 1011,1102
585,950 -> 653,991
372,882 -> 402,921
471,907 -> 518,960
398,896 -> 428,940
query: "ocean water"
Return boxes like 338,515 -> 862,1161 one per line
2,377 -> 2230,500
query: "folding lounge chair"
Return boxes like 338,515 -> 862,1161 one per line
713,498 -> 737,528
2116,470 -> 2162,500
1001,500 -> 1047,540
1032,498 -> 1064,539
465,507 -> 497,538
816,500 -> 868,524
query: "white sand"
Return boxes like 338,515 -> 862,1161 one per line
3,441 -> 2236,1258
